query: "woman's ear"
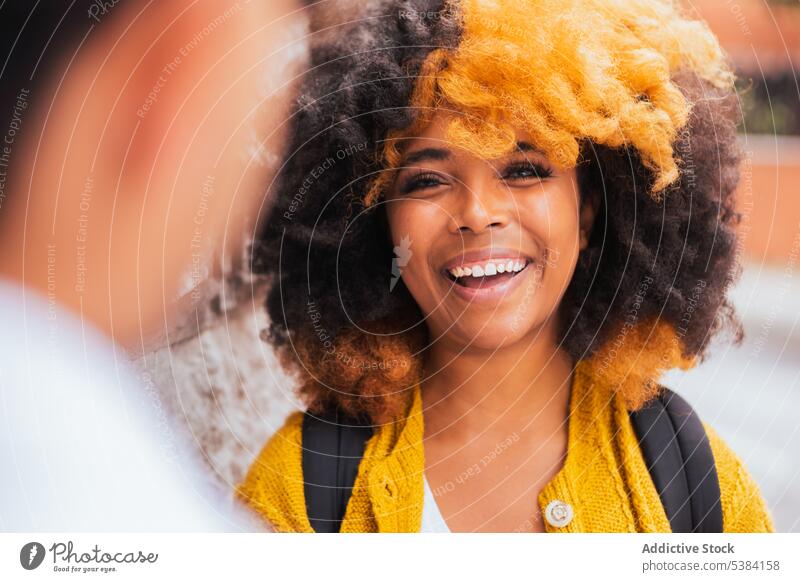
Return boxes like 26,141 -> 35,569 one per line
579,189 -> 601,250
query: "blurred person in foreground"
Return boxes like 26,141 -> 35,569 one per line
0,0 -> 299,530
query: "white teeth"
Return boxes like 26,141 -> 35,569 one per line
447,259 -> 529,279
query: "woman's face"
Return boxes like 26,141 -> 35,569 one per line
385,112 -> 592,350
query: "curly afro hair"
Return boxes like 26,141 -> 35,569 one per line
251,0 -> 743,424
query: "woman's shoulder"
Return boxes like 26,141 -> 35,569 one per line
702,421 -> 775,532
235,410 -> 313,532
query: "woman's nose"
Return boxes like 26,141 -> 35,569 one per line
450,180 -> 512,234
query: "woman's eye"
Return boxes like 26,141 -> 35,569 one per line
502,162 -> 553,182
399,172 -> 447,194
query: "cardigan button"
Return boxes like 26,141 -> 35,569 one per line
544,499 -> 574,528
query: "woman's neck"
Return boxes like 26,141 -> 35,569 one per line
420,322 -> 574,438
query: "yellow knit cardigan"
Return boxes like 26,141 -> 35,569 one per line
236,361 -> 775,533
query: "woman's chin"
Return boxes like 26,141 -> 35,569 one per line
444,316 -> 542,350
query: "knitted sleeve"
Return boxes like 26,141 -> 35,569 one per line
235,411 -> 314,533
702,422 -> 775,533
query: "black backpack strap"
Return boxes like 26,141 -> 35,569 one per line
629,387 -> 723,532
301,411 -> 373,532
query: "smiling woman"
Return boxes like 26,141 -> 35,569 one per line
237,0 -> 774,533
384,113 -> 587,360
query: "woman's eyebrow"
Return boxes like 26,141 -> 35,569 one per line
514,141 -> 541,154
400,147 -> 451,165
399,142 -> 538,166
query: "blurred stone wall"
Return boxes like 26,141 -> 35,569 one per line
131,277 -> 301,490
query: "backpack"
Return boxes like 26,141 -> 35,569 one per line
301,386 -> 723,533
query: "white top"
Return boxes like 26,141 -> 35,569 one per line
0,279 -> 257,531
420,475 -> 451,533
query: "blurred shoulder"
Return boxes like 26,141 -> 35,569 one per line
702,421 -> 775,533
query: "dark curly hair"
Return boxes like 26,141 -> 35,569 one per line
252,0 -> 743,423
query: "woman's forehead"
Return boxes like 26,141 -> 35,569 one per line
396,110 -> 542,161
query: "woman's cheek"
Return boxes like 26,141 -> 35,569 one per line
546,220 -> 582,299
387,203 -> 437,303
388,199 -> 437,242
402,256 -> 433,307
521,195 -> 581,301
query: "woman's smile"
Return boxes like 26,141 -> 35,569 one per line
437,248 -> 542,306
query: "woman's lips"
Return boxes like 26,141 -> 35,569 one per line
436,247 -> 541,305
440,259 -> 540,305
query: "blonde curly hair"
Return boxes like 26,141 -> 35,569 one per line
366,0 -> 733,205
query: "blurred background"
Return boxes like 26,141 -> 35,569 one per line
663,0 -> 800,533
130,0 -> 800,532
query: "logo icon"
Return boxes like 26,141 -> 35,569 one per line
20,542 -> 46,570
390,235 -> 412,292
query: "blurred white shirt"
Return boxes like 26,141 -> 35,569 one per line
0,279 -> 259,531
